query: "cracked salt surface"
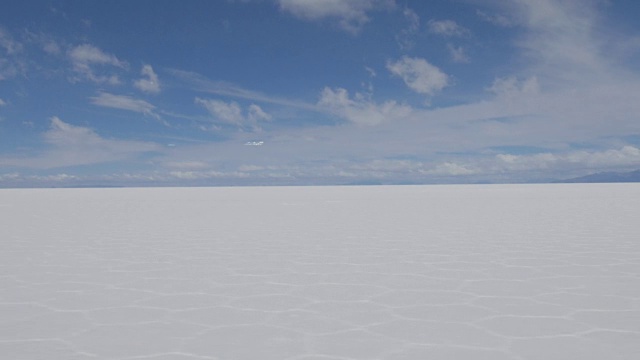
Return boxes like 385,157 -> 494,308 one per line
2,184 -> 640,359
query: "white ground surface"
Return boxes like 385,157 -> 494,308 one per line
2,184 -> 640,360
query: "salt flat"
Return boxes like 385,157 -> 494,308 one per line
1,184 -> 640,360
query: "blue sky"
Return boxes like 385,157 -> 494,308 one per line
1,0 -> 640,187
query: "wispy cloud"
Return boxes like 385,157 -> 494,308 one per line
277,0 -> 395,34
42,40 -> 62,55
134,64 -> 160,93
68,44 -> 127,84
169,69 -> 317,110
447,44 -> 470,63
0,117 -> 160,169
476,10 -> 514,28
0,27 -> 22,55
497,0 -> 633,88
90,92 -> 160,119
23,31 -> 63,55
487,76 -> 539,99
427,19 -> 469,37
195,97 -> 271,129
396,7 -> 420,50
0,27 -> 26,80
248,104 -> 272,122
387,56 -> 449,96
317,87 -> 411,126
68,44 -> 125,67
197,98 -> 244,125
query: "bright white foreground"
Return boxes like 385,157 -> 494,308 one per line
2,184 -> 640,360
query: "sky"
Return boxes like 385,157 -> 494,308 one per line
1,0 -> 640,187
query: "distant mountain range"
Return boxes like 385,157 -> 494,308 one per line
558,169 -> 640,183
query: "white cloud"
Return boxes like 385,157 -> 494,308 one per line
0,27 -> 22,55
334,157 -> 477,180
42,40 -> 61,55
0,27 -> 25,80
0,98 -> 6,106
0,172 -> 80,185
69,44 -> 125,66
476,10 -> 514,27
337,146 -> 640,181
0,172 -> 20,181
403,7 -> 419,33
487,76 -> 540,99
427,19 -> 469,37
277,0 -> 394,34
196,98 -> 244,125
318,87 -> 411,126
365,66 -> 377,78
68,44 -> 127,84
91,92 -> 160,119
495,0 -> 631,89
0,117 -> 160,169
495,146 -> 640,172
170,69 -> 316,111
248,104 -> 272,122
195,98 -> 271,128
23,31 -> 62,55
520,2 -> 602,79
355,160 -> 478,178
349,159 -> 475,180
134,64 -> 161,93
447,44 -> 470,63
169,169 -> 253,180
44,117 -> 106,147
0,60 -> 24,80
387,56 -> 449,96
428,162 -> 477,176
396,7 -> 420,50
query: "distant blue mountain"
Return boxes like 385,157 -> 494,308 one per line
558,169 -> 640,183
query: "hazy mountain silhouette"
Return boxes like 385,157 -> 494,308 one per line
558,169 -> 640,183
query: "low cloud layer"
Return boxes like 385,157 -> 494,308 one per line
0,117 -> 160,169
